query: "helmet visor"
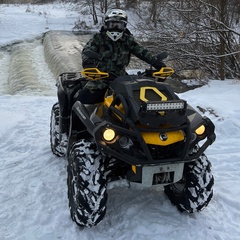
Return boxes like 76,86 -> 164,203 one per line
106,20 -> 126,31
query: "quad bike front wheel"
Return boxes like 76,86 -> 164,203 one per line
50,103 -> 65,157
67,139 -> 107,228
164,152 -> 214,213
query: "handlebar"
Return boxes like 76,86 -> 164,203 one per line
81,67 -> 174,81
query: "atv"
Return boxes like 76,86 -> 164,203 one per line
50,54 -> 216,228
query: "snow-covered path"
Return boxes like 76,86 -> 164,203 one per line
1,81 -> 240,240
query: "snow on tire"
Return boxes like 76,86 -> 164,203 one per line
164,152 -> 214,213
50,102 -> 65,157
67,139 -> 107,228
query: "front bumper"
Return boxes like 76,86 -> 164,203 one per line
73,101 -> 216,166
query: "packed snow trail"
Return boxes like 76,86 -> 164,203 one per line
0,95 -> 68,240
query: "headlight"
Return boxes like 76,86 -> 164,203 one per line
195,125 -> 205,135
103,128 -> 116,142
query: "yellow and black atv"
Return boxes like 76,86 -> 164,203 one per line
50,61 -> 216,228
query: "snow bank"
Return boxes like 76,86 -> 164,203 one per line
0,3 -> 79,46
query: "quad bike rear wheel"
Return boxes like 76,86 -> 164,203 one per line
67,139 -> 107,228
164,151 -> 214,213
50,103 -> 65,157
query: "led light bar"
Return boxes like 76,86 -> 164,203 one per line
144,100 -> 186,112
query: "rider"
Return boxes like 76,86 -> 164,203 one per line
58,9 -> 165,142
78,8 -> 166,104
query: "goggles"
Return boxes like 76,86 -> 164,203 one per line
105,20 -> 126,30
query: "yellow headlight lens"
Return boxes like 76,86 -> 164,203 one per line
195,125 -> 205,135
103,129 -> 115,141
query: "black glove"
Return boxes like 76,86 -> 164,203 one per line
152,59 -> 166,70
151,52 -> 168,70
82,50 -> 101,68
82,58 -> 98,68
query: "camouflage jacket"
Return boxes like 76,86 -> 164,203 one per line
82,28 -> 156,90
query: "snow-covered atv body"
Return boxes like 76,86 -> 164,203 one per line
50,66 -> 216,228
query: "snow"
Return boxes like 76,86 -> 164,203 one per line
0,3 -> 79,46
0,2 -> 240,240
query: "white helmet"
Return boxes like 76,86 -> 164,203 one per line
104,9 -> 128,41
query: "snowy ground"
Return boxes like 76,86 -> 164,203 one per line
0,3 -> 240,240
